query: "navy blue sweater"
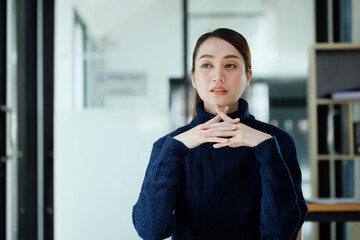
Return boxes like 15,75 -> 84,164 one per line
133,99 -> 308,240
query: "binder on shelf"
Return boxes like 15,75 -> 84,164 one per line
355,122 -> 360,154
331,90 -> 360,100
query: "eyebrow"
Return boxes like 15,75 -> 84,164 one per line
199,54 -> 241,60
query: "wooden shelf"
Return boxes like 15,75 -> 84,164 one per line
317,98 -> 360,105
311,43 -> 360,51
317,154 -> 360,160
308,203 -> 360,212
308,44 -> 360,202
308,201 -> 360,212
307,43 -> 360,236
306,198 -> 360,222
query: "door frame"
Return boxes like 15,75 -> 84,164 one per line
16,0 -> 55,239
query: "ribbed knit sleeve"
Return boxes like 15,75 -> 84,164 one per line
132,135 -> 189,240
254,133 -> 308,240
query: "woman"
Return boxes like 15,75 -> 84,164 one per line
132,28 -> 308,240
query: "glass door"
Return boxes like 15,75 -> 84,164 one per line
54,1 -> 182,239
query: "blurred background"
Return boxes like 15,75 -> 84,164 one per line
1,0 -> 360,240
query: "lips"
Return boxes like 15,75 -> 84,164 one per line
211,86 -> 227,95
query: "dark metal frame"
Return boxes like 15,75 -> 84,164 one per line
183,0 -> 189,118
17,0 -> 39,239
16,0 -> 54,239
333,0 -> 352,42
306,211 -> 360,222
43,0 -> 55,238
316,0 -> 352,42
315,0 -> 329,42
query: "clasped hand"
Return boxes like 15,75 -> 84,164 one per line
173,105 -> 272,149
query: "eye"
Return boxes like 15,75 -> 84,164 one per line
201,63 -> 213,69
225,63 -> 237,69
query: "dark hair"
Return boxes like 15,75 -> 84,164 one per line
191,28 -> 252,118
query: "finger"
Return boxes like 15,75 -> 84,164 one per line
208,119 -> 240,129
213,137 -> 242,148
207,106 -> 229,126
206,114 -> 222,124
203,137 -> 229,144
203,129 -> 237,138
215,105 -> 240,123
201,115 -> 222,129
213,142 -> 229,148
213,141 -> 246,148
215,105 -> 228,113
212,136 -> 235,148
207,122 -> 238,129
205,124 -> 238,132
229,142 -> 247,148
227,138 -> 251,148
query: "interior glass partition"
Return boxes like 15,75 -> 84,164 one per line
54,1 -> 182,239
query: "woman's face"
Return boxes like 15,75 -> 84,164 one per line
191,37 -> 252,115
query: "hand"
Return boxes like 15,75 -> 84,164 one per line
173,106 -> 240,149
202,105 -> 272,148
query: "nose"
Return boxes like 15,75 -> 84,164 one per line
212,67 -> 225,83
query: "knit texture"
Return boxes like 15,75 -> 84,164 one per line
133,98 -> 308,240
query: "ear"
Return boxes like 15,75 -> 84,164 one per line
245,69 -> 252,88
191,71 -> 196,89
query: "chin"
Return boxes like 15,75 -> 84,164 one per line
213,99 -> 236,107
201,94 -> 238,107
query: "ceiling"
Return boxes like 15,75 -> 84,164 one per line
72,0 -> 267,44
72,0 -> 160,39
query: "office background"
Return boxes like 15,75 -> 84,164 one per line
1,0 -> 360,240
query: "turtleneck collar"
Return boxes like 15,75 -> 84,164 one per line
190,98 -> 252,126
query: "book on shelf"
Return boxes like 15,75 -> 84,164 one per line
331,90 -> 360,100
306,198 -> 360,204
